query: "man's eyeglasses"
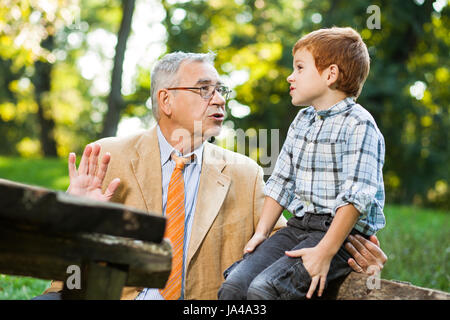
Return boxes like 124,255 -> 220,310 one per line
166,84 -> 232,101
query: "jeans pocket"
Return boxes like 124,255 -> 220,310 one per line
272,261 -> 312,300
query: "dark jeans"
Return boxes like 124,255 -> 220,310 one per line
218,213 -> 365,300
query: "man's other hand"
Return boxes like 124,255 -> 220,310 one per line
345,234 -> 387,275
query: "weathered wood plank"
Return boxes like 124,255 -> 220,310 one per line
0,178 -> 166,243
0,223 -> 172,288
0,178 -> 173,299
327,272 -> 450,300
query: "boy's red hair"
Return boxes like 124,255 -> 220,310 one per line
293,27 -> 370,98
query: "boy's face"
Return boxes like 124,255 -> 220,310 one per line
287,49 -> 329,107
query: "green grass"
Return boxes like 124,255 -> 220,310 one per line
0,156 -> 69,191
0,156 -> 449,299
0,275 -> 51,300
376,205 -> 449,291
0,156 -> 68,300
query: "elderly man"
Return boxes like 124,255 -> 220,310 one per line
36,51 -> 386,300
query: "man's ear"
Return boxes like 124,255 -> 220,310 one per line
158,89 -> 172,116
326,64 -> 340,87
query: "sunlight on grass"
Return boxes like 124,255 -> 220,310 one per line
0,156 -> 68,299
0,275 -> 50,300
0,156 -> 69,190
377,205 -> 449,291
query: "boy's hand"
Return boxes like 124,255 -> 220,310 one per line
285,246 -> 333,299
67,143 -> 120,202
244,233 -> 267,254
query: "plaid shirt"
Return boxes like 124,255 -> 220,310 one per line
265,97 -> 385,235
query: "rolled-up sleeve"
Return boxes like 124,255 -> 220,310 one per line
333,120 -> 385,228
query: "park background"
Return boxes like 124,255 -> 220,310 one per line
0,0 -> 448,299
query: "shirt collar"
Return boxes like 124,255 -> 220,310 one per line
156,125 -> 204,167
315,97 -> 355,118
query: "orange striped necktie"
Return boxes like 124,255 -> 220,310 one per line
159,153 -> 190,300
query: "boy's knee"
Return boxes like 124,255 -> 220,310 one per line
247,276 -> 277,300
218,277 -> 248,300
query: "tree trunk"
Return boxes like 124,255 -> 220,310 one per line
101,0 -> 136,138
33,35 -> 58,157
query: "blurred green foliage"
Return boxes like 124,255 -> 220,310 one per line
0,0 -> 449,210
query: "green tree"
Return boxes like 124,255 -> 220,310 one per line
0,0 -> 139,156
0,0 -> 91,157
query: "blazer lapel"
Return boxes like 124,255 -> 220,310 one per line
130,126 -> 163,216
186,143 -> 231,269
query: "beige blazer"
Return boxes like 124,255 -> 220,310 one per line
44,126 -> 286,299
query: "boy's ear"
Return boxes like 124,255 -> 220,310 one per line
325,64 -> 340,87
158,89 -> 172,117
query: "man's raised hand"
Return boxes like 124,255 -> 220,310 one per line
67,143 -> 120,202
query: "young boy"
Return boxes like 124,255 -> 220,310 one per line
218,27 -> 386,300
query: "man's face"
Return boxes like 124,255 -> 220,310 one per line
168,61 -> 226,143
287,49 -> 328,107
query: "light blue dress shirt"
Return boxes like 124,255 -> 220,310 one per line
135,126 -> 203,300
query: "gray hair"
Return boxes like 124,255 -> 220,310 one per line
150,51 -> 216,121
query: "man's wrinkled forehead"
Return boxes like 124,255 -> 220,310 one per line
178,60 -> 221,85
195,78 -> 224,86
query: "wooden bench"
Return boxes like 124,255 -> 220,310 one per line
0,178 -> 171,299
